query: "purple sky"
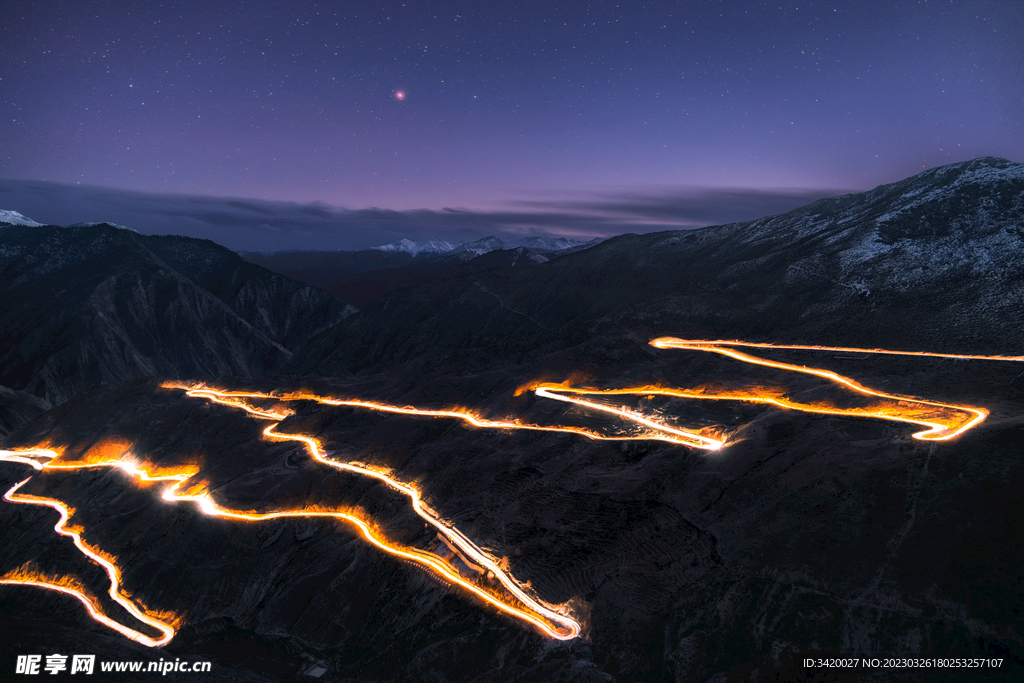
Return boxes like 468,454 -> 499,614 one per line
1,0 -> 1021,251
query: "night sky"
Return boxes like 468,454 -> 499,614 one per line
1,0 -> 1021,251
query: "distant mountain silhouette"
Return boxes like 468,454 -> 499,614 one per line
240,236 -> 600,308
290,157 -> 1024,376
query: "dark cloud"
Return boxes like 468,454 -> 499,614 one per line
0,180 -> 846,252
511,187 -> 848,226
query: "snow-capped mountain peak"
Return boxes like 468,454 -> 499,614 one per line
507,236 -> 592,251
371,235 -> 603,259
450,236 -> 509,257
0,209 -> 43,227
370,238 -> 458,256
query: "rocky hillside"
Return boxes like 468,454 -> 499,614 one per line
1,159 -> 1022,682
0,385 -> 51,438
290,157 -> 1024,376
0,222 -> 355,405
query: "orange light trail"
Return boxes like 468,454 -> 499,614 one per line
640,337 -> 1006,441
0,406 -> 584,642
161,337 -> 1013,634
0,563 -> 158,646
649,337 -> 1024,362
0,477 -> 177,647
0,440 -> 580,641
182,386 -> 719,449
0,447 -> 59,470
531,386 -> 724,449
158,471 -> 577,640
2,338 -> 1013,647
174,386 -> 582,639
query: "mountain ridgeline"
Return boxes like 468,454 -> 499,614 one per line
1,157 -> 1023,682
239,235 -> 602,308
289,156 -> 1024,377
0,223 -> 355,405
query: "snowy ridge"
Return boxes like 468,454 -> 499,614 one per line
452,235 -> 600,257
1,211 -> 146,233
371,238 -> 458,256
510,236 -> 595,251
370,235 -> 600,258
632,156 -> 1024,330
0,210 -> 43,227
450,236 -> 508,257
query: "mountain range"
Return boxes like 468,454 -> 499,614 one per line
291,157 -> 1024,378
1,157 -> 1022,682
0,222 -> 355,405
239,235 -> 602,308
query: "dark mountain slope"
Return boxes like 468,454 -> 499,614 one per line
4,322 -> 1023,681
290,157 -> 1024,377
0,385 -> 51,438
240,247 -> 418,280
241,243 -> 581,308
284,246 -> 552,309
0,223 -> 355,404
1,160 -> 1023,681
141,234 -> 356,350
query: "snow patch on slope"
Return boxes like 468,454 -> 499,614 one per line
0,210 -> 43,227
372,235 -> 602,259
371,238 -> 458,256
